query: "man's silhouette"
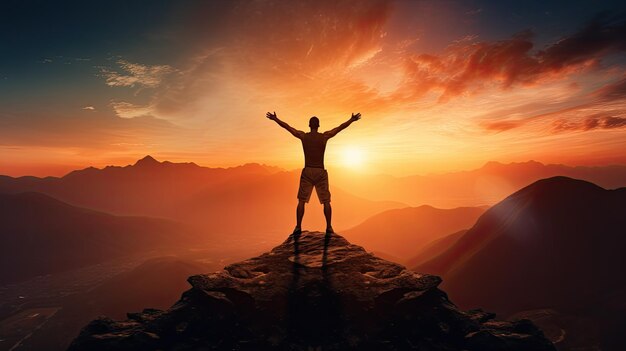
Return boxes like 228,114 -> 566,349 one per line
267,111 -> 361,235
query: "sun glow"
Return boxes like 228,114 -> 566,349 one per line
340,146 -> 366,169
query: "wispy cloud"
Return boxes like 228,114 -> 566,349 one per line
479,73 -> 626,134
593,77 -> 626,101
110,101 -> 154,118
100,60 -> 176,88
82,106 -> 95,111
465,8 -> 482,16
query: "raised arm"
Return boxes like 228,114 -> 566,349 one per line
324,112 -> 361,138
266,111 -> 304,138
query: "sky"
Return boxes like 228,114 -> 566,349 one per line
1,0 -> 625,176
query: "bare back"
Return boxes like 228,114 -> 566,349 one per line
300,131 -> 329,169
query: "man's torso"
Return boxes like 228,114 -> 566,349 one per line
300,132 -> 328,169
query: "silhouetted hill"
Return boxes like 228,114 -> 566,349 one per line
342,205 -> 486,261
416,176 -> 626,311
0,192 -> 194,284
69,231 -> 554,351
415,177 -> 626,349
332,161 -> 626,207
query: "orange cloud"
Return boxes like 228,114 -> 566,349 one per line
398,14 -> 626,102
482,120 -> 525,132
552,115 -> 626,132
144,0 -> 394,119
478,73 -> 626,134
593,77 -> 626,101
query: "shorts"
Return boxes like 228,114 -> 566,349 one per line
297,167 -> 331,204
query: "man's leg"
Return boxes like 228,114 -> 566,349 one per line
295,168 -> 313,234
323,202 -> 333,233
296,200 -> 306,230
315,170 -> 333,233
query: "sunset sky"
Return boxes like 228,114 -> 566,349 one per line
1,0 -> 625,176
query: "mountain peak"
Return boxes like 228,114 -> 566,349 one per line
515,176 -> 605,199
69,231 -> 554,350
134,155 -> 160,167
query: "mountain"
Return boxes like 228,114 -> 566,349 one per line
0,156 -> 281,219
415,177 -> 626,349
0,156 -> 404,237
331,161 -> 626,207
416,176 -> 626,312
342,205 -> 486,261
69,231 -> 554,350
0,192 -> 195,284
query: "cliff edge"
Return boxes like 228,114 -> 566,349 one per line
69,231 -> 554,350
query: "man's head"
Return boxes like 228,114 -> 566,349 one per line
309,116 -> 320,130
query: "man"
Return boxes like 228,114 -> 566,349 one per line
267,111 -> 361,235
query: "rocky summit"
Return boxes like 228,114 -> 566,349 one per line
69,231 -> 555,350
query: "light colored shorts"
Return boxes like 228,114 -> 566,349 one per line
297,167 -> 331,204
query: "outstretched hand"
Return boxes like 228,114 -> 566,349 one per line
351,112 -> 362,121
266,111 -> 277,121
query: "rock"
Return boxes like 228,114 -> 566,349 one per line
68,231 -> 555,350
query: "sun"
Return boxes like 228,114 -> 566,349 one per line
341,146 -> 366,168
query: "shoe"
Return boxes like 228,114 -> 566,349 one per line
325,227 -> 334,234
292,227 -> 302,236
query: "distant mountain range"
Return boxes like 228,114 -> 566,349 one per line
332,160 -> 626,207
0,192 -> 195,284
0,156 -> 404,236
3,156 -> 624,236
0,156 -> 282,219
